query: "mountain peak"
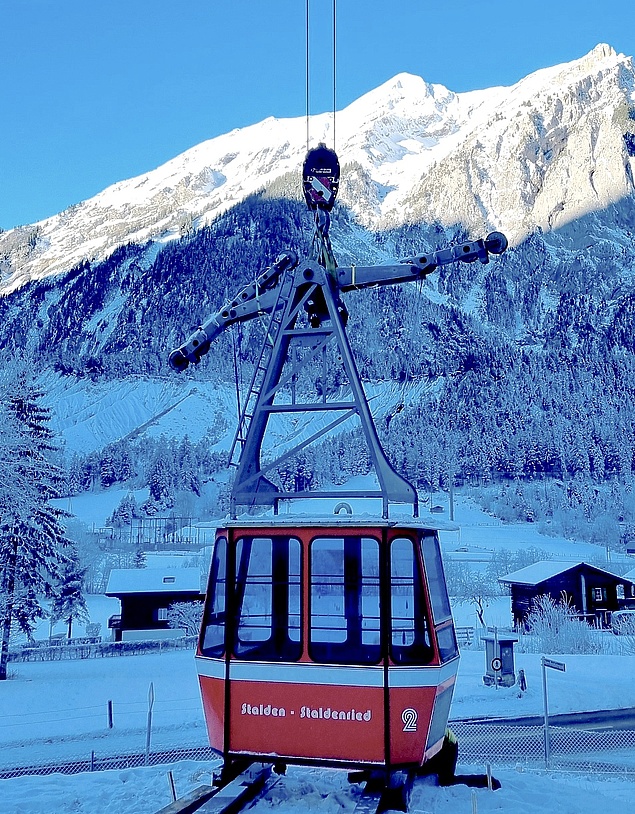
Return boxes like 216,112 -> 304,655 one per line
589,42 -> 616,60
361,71 -> 454,105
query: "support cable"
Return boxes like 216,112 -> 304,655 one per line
305,0 -> 337,151
305,0 -> 310,152
332,0 -> 336,151
231,326 -> 243,433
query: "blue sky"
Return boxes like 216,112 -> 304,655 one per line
1,0 -> 634,230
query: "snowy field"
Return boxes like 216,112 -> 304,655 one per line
3,759 -> 635,814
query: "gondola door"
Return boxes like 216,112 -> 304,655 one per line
225,527 -> 387,765
225,529 -> 303,759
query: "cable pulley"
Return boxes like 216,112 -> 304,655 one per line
302,142 -> 340,212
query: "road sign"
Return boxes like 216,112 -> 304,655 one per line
541,656 -> 566,769
542,658 -> 566,672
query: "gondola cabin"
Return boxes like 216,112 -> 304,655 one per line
196,516 -> 459,771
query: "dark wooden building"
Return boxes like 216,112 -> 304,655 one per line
106,568 -> 204,641
499,561 -> 635,629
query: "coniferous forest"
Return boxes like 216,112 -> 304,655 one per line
2,191 -> 635,554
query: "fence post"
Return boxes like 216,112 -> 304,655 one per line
145,681 -> 155,766
167,770 -> 177,802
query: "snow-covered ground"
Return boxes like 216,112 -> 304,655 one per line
2,759 -> 635,814
440,493 -> 609,564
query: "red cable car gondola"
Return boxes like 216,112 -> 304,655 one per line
196,517 -> 459,772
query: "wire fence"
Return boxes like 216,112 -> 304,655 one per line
451,721 -> 635,774
0,701 -> 214,780
2,720 -> 635,781
0,738 -> 217,780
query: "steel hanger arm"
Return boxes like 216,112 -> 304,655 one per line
168,250 -> 298,371
336,232 -> 508,291
168,233 -> 508,370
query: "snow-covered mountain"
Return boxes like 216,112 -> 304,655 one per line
2,43 -> 635,296
2,43 -> 635,496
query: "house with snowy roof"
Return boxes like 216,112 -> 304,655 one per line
105,568 -> 204,641
499,561 -> 635,629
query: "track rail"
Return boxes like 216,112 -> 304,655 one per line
156,763 -> 418,814
351,770 -> 414,814
155,764 -> 278,814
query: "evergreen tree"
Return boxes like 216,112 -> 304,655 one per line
134,548 -> 147,569
148,445 -> 173,506
100,452 -> 116,488
50,547 -> 89,639
108,492 -> 139,527
0,369 -> 71,679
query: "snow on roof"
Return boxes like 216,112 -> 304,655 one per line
499,560 -> 634,587
222,513 -> 459,532
105,568 -> 202,596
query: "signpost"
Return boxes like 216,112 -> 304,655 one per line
541,656 -> 566,768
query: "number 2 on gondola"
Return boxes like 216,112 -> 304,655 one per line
401,708 -> 418,732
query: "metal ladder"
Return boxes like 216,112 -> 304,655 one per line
228,270 -> 295,468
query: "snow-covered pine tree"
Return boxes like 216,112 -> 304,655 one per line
134,548 -> 147,568
108,491 -> 139,527
100,452 -> 116,488
0,368 -> 71,679
148,440 -> 174,507
50,547 -> 89,639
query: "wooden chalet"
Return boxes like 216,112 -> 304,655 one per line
105,568 -> 204,641
499,560 -> 635,629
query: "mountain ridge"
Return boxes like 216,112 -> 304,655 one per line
2,43 -> 634,296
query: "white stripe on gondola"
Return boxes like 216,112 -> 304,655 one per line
196,657 -> 225,680
387,658 -> 459,688
196,656 -> 459,688
196,658 -> 384,687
